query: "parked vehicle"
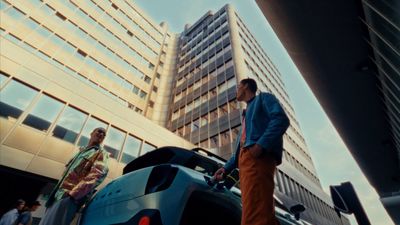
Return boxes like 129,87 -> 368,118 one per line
79,146 -> 308,225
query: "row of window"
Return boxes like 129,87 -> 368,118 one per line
235,13 -> 284,85
284,134 -> 312,163
283,149 -> 319,185
198,128 -> 235,151
0,75 -> 156,163
174,100 -> 238,143
181,12 -> 228,55
1,30 -> 149,114
0,8 -> 159,112
178,33 -> 230,75
176,49 -> 233,94
1,31 -> 145,114
182,8 -> 227,48
0,2 -> 153,94
34,0 -> 156,72
173,77 -> 236,119
121,0 -> 164,41
276,170 -> 342,224
241,41 -> 292,112
59,1 -> 156,76
176,37 -> 231,89
90,0 -> 160,54
180,21 -> 229,63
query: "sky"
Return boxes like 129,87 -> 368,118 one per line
134,1 -> 394,224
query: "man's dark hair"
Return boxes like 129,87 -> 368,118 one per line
14,199 -> 25,207
240,78 -> 257,93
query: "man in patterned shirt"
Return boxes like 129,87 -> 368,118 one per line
39,127 -> 109,225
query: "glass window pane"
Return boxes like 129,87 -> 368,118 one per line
0,80 -> 38,119
36,26 -> 53,39
141,142 -> 156,155
77,116 -> 107,147
0,1 -> 11,10
103,126 -> 125,159
121,135 -> 142,164
0,72 -> 9,87
52,106 -> 88,143
5,7 -> 25,22
23,95 -> 64,131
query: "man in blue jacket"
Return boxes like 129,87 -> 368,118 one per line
214,78 -> 289,225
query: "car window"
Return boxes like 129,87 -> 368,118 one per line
184,154 -> 220,176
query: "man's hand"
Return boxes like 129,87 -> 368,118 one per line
247,144 -> 263,158
213,167 -> 226,182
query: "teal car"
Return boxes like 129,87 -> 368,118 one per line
79,147 -> 308,225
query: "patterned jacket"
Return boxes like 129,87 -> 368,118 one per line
46,145 -> 109,207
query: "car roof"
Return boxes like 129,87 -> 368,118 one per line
123,146 -> 225,175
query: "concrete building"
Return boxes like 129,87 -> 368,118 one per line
1,1 -> 348,224
0,0 -> 194,217
167,5 -> 349,224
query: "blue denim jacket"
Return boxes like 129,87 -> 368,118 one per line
224,93 -> 290,173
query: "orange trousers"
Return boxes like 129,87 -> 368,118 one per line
239,149 -> 280,225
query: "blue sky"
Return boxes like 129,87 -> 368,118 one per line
134,1 -> 394,224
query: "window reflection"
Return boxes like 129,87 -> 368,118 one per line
210,135 -> 219,149
141,142 -> 156,155
0,79 -> 38,119
103,126 -> 125,159
220,130 -> 231,146
0,72 -> 9,87
52,106 -> 87,143
121,135 -> 142,164
77,116 -> 107,147
23,95 -> 64,131
4,7 -> 25,22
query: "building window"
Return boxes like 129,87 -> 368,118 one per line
229,100 -> 237,112
192,119 -> 200,132
152,86 -> 158,93
231,126 -> 240,141
132,86 -> 140,94
103,126 -> 125,159
52,105 -> 87,144
220,131 -> 230,146
148,101 -> 154,108
0,72 -> 9,87
139,91 -> 147,99
77,116 -> 108,147
144,76 -> 151,84
210,135 -> 219,149
0,79 -> 38,119
200,139 -> 209,149
210,109 -> 218,121
121,135 -> 142,164
141,142 -> 156,155
22,95 -> 64,132
219,104 -> 229,116
184,123 -> 191,136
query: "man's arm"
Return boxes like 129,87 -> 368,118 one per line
69,151 -> 109,200
256,94 -> 290,150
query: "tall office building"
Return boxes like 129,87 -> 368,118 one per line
0,1 -> 348,224
168,5 -> 349,225
0,0 -> 193,216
